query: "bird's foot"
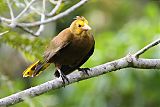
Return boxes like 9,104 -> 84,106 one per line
60,71 -> 69,87
78,68 -> 90,76
56,67 -> 70,87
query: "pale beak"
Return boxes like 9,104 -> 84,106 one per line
82,23 -> 92,30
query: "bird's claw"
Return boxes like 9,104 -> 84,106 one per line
60,72 -> 69,87
78,68 -> 90,76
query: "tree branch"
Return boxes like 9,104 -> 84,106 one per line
0,39 -> 160,106
17,0 -> 88,27
0,0 -> 88,36
134,39 -> 160,58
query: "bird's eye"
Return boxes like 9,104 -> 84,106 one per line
78,24 -> 82,27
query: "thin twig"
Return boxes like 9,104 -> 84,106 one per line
24,0 -> 42,15
46,0 -> 62,16
35,0 -> 46,36
14,0 -> 36,22
49,0 -> 59,5
6,0 -> 14,20
6,0 -> 15,27
17,26 -> 38,37
134,39 -> 160,58
17,0 -> 88,27
0,30 -> 9,36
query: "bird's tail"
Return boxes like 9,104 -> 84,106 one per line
23,60 -> 50,77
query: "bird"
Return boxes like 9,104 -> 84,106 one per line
23,16 -> 95,85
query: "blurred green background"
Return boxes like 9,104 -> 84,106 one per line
0,0 -> 160,107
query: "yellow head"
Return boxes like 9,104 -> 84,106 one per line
70,16 -> 91,35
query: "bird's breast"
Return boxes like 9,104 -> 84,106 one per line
53,33 -> 93,65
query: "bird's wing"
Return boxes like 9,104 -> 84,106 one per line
74,42 -> 95,68
44,28 -> 72,62
54,41 -> 95,77
44,42 -> 70,62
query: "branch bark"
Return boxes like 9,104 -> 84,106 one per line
0,39 -> 160,106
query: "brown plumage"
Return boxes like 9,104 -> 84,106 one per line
23,16 -> 95,84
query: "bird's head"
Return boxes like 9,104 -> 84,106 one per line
70,16 -> 91,35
